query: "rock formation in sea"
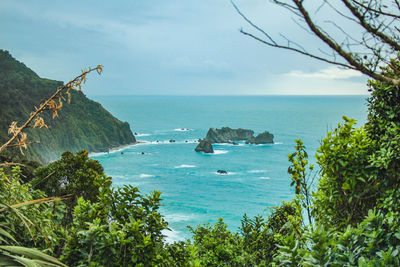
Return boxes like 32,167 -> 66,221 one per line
205,127 -> 254,143
0,49 -> 136,163
246,131 -> 274,144
203,127 -> 274,145
195,139 -> 214,153
195,127 -> 274,153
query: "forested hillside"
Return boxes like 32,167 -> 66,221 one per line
0,50 -> 135,163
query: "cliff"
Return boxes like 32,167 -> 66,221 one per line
0,50 -> 136,163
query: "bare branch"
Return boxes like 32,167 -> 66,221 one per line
0,65 -> 104,154
293,0 -> 400,85
352,0 -> 400,17
239,29 -> 356,69
341,0 -> 400,51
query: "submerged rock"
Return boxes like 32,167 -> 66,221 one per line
195,139 -> 214,153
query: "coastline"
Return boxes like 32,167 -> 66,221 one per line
89,141 -> 145,157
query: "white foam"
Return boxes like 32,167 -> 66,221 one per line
174,164 -> 197,168
218,142 -> 245,146
274,142 -> 283,145
174,128 -> 192,131
213,150 -> 229,155
112,175 -> 127,179
89,152 -> 108,157
139,174 -> 155,178
248,169 -> 267,173
164,213 -> 195,223
143,139 -> 199,145
89,144 -> 136,157
259,176 -> 272,180
215,171 -> 236,175
162,229 -> 184,243
135,133 -> 151,137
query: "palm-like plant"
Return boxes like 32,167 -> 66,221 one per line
0,199 -> 67,266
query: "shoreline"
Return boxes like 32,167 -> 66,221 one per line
89,141 -> 146,157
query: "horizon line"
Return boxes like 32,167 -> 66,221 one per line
88,93 -> 370,97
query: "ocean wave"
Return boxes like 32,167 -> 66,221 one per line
139,140 -> 199,145
274,142 -> 283,145
217,142 -> 245,146
174,128 -> 192,131
112,174 -> 127,179
213,150 -> 229,155
248,169 -> 267,173
174,164 -> 197,168
139,174 -> 155,178
135,133 -> 151,137
161,229 -> 184,243
89,144 -> 136,157
89,152 -> 108,157
215,171 -> 236,175
164,213 -> 195,223
259,176 -> 272,180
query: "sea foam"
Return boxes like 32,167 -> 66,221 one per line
174,164 -> 197,168
139,174 -> 155,178
213,150 -> 228,155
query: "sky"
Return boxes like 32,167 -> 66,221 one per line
0,0 -> 369,95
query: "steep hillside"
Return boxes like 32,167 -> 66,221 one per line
0,50 -> 136,163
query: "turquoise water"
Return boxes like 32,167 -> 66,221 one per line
90,95 -> 368,241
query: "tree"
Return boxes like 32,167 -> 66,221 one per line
33,150 -> 112,224
232,0 -> 400,86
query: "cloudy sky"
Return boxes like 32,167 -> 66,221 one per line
0,0 -> 368,95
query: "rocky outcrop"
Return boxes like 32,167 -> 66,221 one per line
203,127 -> 274,144
205,127 -> 254,143
195,139 -> 214,153
247,131 -> 274,144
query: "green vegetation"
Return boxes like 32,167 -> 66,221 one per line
0,50 -> 135,164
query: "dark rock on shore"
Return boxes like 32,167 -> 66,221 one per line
195,139 -> 214,153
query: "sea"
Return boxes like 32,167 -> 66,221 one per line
89,95 -> 368,242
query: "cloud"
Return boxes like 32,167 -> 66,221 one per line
285,67 -> 363,79
163,56 -> 233,77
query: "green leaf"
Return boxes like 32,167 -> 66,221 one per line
342,183 -> 351,190
0,228 -> 17,244
0,246 -> 67,267
395,233 -> 400,240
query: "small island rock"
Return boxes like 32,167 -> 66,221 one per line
205,127 -> 254,143
250,131 -> 274,144
195,139 -> 214,153
200,127 -> 274,144
217,170 -> 228,174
